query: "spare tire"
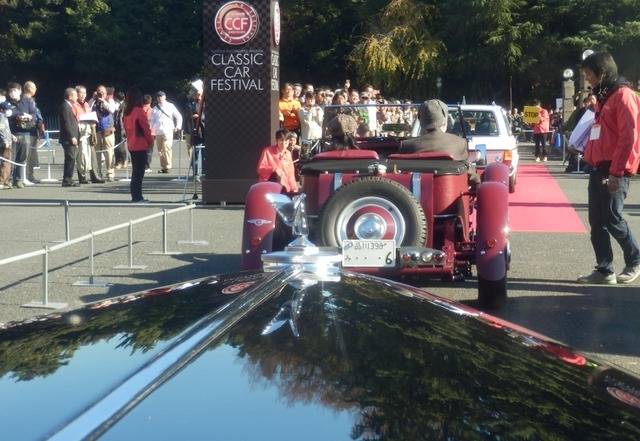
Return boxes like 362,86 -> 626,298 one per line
318,176 -> 427,248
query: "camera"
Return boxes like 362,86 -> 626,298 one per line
97,91 -> 104,98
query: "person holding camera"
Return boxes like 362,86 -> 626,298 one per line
90,85 -> 116,181
298,91 -> 323,142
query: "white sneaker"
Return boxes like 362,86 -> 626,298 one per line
535,157 -> 541,162
618,265 -> 640,284
23,179 -> 35,186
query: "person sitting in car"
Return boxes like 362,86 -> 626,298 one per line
399,99 -> 480,188
256,129 -> 299,193
326,114 -> 359,151
474,113 -> 497,135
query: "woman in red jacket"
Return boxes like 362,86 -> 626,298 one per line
531,99 -> 550,162
577,52 -> 640,285
123,87 -> 153,203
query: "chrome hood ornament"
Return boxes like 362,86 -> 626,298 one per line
262,193 -> 342,271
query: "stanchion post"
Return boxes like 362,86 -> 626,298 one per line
171,131 -> 186,182
178,204 -> 208,245
64,201 -> 70,241
118,145 -> 132,182
114,219 -> 147,270
73,231 -> 112,287
40,130 -> 60,183
23,246 -> 68,309
54,200 -> 71,243
149,209 -> 182,255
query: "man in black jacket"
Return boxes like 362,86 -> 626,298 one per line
6,82 -> 37,188
399,99 -> 480,188
59,88 -> 80,187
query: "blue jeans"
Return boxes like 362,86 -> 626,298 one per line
588,166 -> 640,274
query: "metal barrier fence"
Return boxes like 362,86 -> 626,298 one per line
0,202 -> 208,310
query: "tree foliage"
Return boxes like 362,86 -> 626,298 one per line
0,0 -> 202,114
0,0 -> 639,114
349,0 -> 444,98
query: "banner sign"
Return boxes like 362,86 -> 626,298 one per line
203,0 -> 280,203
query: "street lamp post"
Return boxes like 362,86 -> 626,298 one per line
562,68 -> 575,126
579,49 -> 594,104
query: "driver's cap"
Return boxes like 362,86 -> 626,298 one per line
419,99 -> 448,130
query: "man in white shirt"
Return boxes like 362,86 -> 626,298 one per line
149,91 -> 183,173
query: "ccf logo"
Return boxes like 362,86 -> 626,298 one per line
215,2 -> 260,45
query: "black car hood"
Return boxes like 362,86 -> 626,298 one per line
1,268 -> 639,440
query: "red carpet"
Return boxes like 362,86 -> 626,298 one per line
509,165 -> 587,233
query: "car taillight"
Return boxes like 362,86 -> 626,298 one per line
251,236 -> 262,247
486,238 -> 498,248
503,150 -> 512,166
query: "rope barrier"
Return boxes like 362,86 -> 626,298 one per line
0,201 -> 206,310
0,157 -> 26,167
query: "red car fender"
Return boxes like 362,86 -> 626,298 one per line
483,162 -> 509,188
475,181 -> 509,281
240,182 -> 284,270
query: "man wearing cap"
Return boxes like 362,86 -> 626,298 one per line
399,99 -> 480,188
327,114 -> 359,150
149,91 -> 182,174
89,85 -> 117,181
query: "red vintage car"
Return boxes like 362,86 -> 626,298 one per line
241,104 -> 511,309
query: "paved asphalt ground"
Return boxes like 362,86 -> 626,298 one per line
1,140 -> 639,376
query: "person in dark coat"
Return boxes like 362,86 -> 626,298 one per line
58,87 -> 80,187
399,99 -> 480,188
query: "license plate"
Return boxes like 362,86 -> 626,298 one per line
342,240 -> 396,268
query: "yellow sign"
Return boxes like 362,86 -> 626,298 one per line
523,106 -> 539,124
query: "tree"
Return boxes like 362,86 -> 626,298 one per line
1,0 -> 639,115
350,0 -> 444,99
0,0 -> 203,115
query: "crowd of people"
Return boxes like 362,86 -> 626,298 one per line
4,51 -> 640,287
0,81 -> 205,202
260,51 -> 640,289
277,81 -> 417,144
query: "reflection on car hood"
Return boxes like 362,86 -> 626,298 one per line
1,269 -> 639,440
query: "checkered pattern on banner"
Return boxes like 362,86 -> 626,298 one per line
203,0 -> 280,193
